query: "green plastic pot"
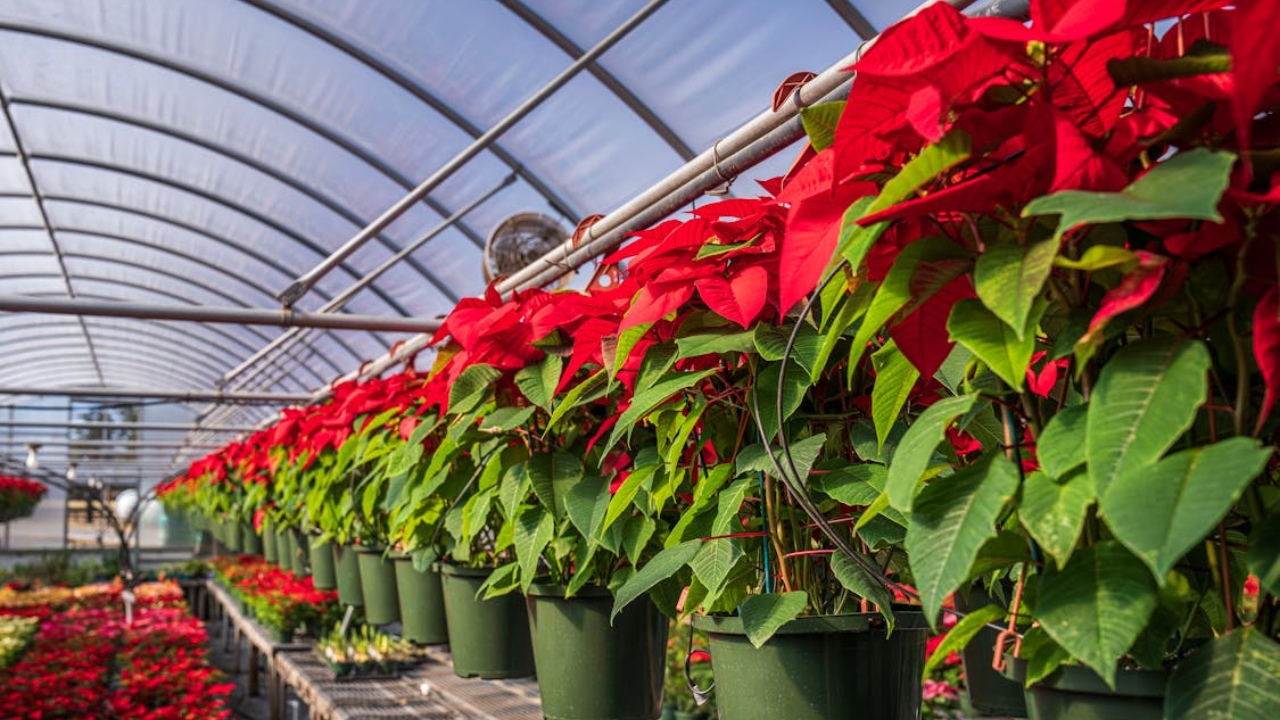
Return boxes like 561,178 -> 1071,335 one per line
289,527 -> 310,578
956,587 -> 1028,717
438,564 -> 534,679
262,521 -> 279,563
392,552 -> 448,644
275,527 -> 293,570
332,544 -> 364,607
223,519 -> 242,553
241,523 -> 263,556
526,584 -> 667,720
691,611 -> 929,720
308,535 -> 338,590
356,546 -> 400,624
1007,660 -> 1166,720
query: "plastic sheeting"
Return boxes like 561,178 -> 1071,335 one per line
0,0 -> 916,453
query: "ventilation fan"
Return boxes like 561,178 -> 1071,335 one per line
483,212 -> 569,287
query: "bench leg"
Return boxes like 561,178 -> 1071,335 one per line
249,644 -> 260,697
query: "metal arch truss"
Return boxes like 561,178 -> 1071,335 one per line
11,96 -> 471,293
0,23 -> 499,271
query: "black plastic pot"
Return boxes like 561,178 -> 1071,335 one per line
438,564 -> 534,679
332,543 -> 364,607
356,545 -> 400,625
392,552 -> 448,644
1008,660 -> 1166,720
691,611 -> 929,720
308,535 -> 338,591
956,586 -> 1028,717
526,584 -> 667,720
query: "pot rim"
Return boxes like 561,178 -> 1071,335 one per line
437,562 -> 500,579
691,609 -> 929,636
525,582 -> 611,599
1004,657 -> 1168,697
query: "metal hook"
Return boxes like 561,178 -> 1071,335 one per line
708,138 -> 734,196
684,621 -> 714,706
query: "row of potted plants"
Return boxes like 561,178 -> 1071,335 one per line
160,1 -> 1280,718
210,554 -> 339,642
0,581 -> 233,719
0,475 -> 46,522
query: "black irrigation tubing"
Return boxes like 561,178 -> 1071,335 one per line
766,258 -> 1018,636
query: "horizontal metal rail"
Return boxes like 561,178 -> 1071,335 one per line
0,386 -> 311,403
0,295 -> 441,333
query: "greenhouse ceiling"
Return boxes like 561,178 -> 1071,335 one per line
0,0 -> 1015,477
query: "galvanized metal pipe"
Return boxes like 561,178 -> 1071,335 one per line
221,173 -> 514,390
275,0 -> 672,306
0,386 -> 311,403
0,420 -> 256,432
0,295 -> 440,333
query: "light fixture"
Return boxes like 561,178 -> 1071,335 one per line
88,476 -> 102,491
24,443 -> 40,470
66,463 -> 77,482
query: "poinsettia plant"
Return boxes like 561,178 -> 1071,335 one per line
763,0 -> 1280,708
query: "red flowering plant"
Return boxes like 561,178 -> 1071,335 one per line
0,475 -> 46,521
416,285 -> 655,596
210,555 -> 339,639
0,581 -> 232,720
299,372 -> 430,548
765,0 -> 1280,708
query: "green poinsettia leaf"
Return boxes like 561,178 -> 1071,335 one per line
921,604 -> 1004,678
1035,541 -> 1158,688
1020,469 -> 1095,570
1166,627 -> 1280,720
871,341 -> 920,451
1035,404 -> 1088,479
885,393 -> 978,511
1023,148 -> 1235,240
905,455 -> 1018,626
830,553 -> 895,632
740,591 -> 808,648
1086,337 -> 1210,494
513,505 -> 554,592
800,101 -> 845,151
947,298 -> 1039,391
691,537 -> 744,597
974,238 -> 1059,341
1102,437 -> 1272,583
448,363 -> 501,415
611,540 -> 700,621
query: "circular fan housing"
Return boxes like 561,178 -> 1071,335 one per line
484,212 -> 569,286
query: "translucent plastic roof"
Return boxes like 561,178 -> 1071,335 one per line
0,0 -> 924,458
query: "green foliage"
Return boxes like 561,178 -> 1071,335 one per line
1165,627 -> 1280,720
739,591 -> 808,649
905,455 -> 1018,625
1023,149 -> 1236,241
1034,541 -> 1159,688
1086,337 -> 1211,494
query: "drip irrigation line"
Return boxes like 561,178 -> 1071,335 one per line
762,259 -> 1016,636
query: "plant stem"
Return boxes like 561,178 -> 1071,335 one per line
763,472 -> 792,593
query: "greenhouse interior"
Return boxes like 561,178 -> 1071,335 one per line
0,0 -> 1276,719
